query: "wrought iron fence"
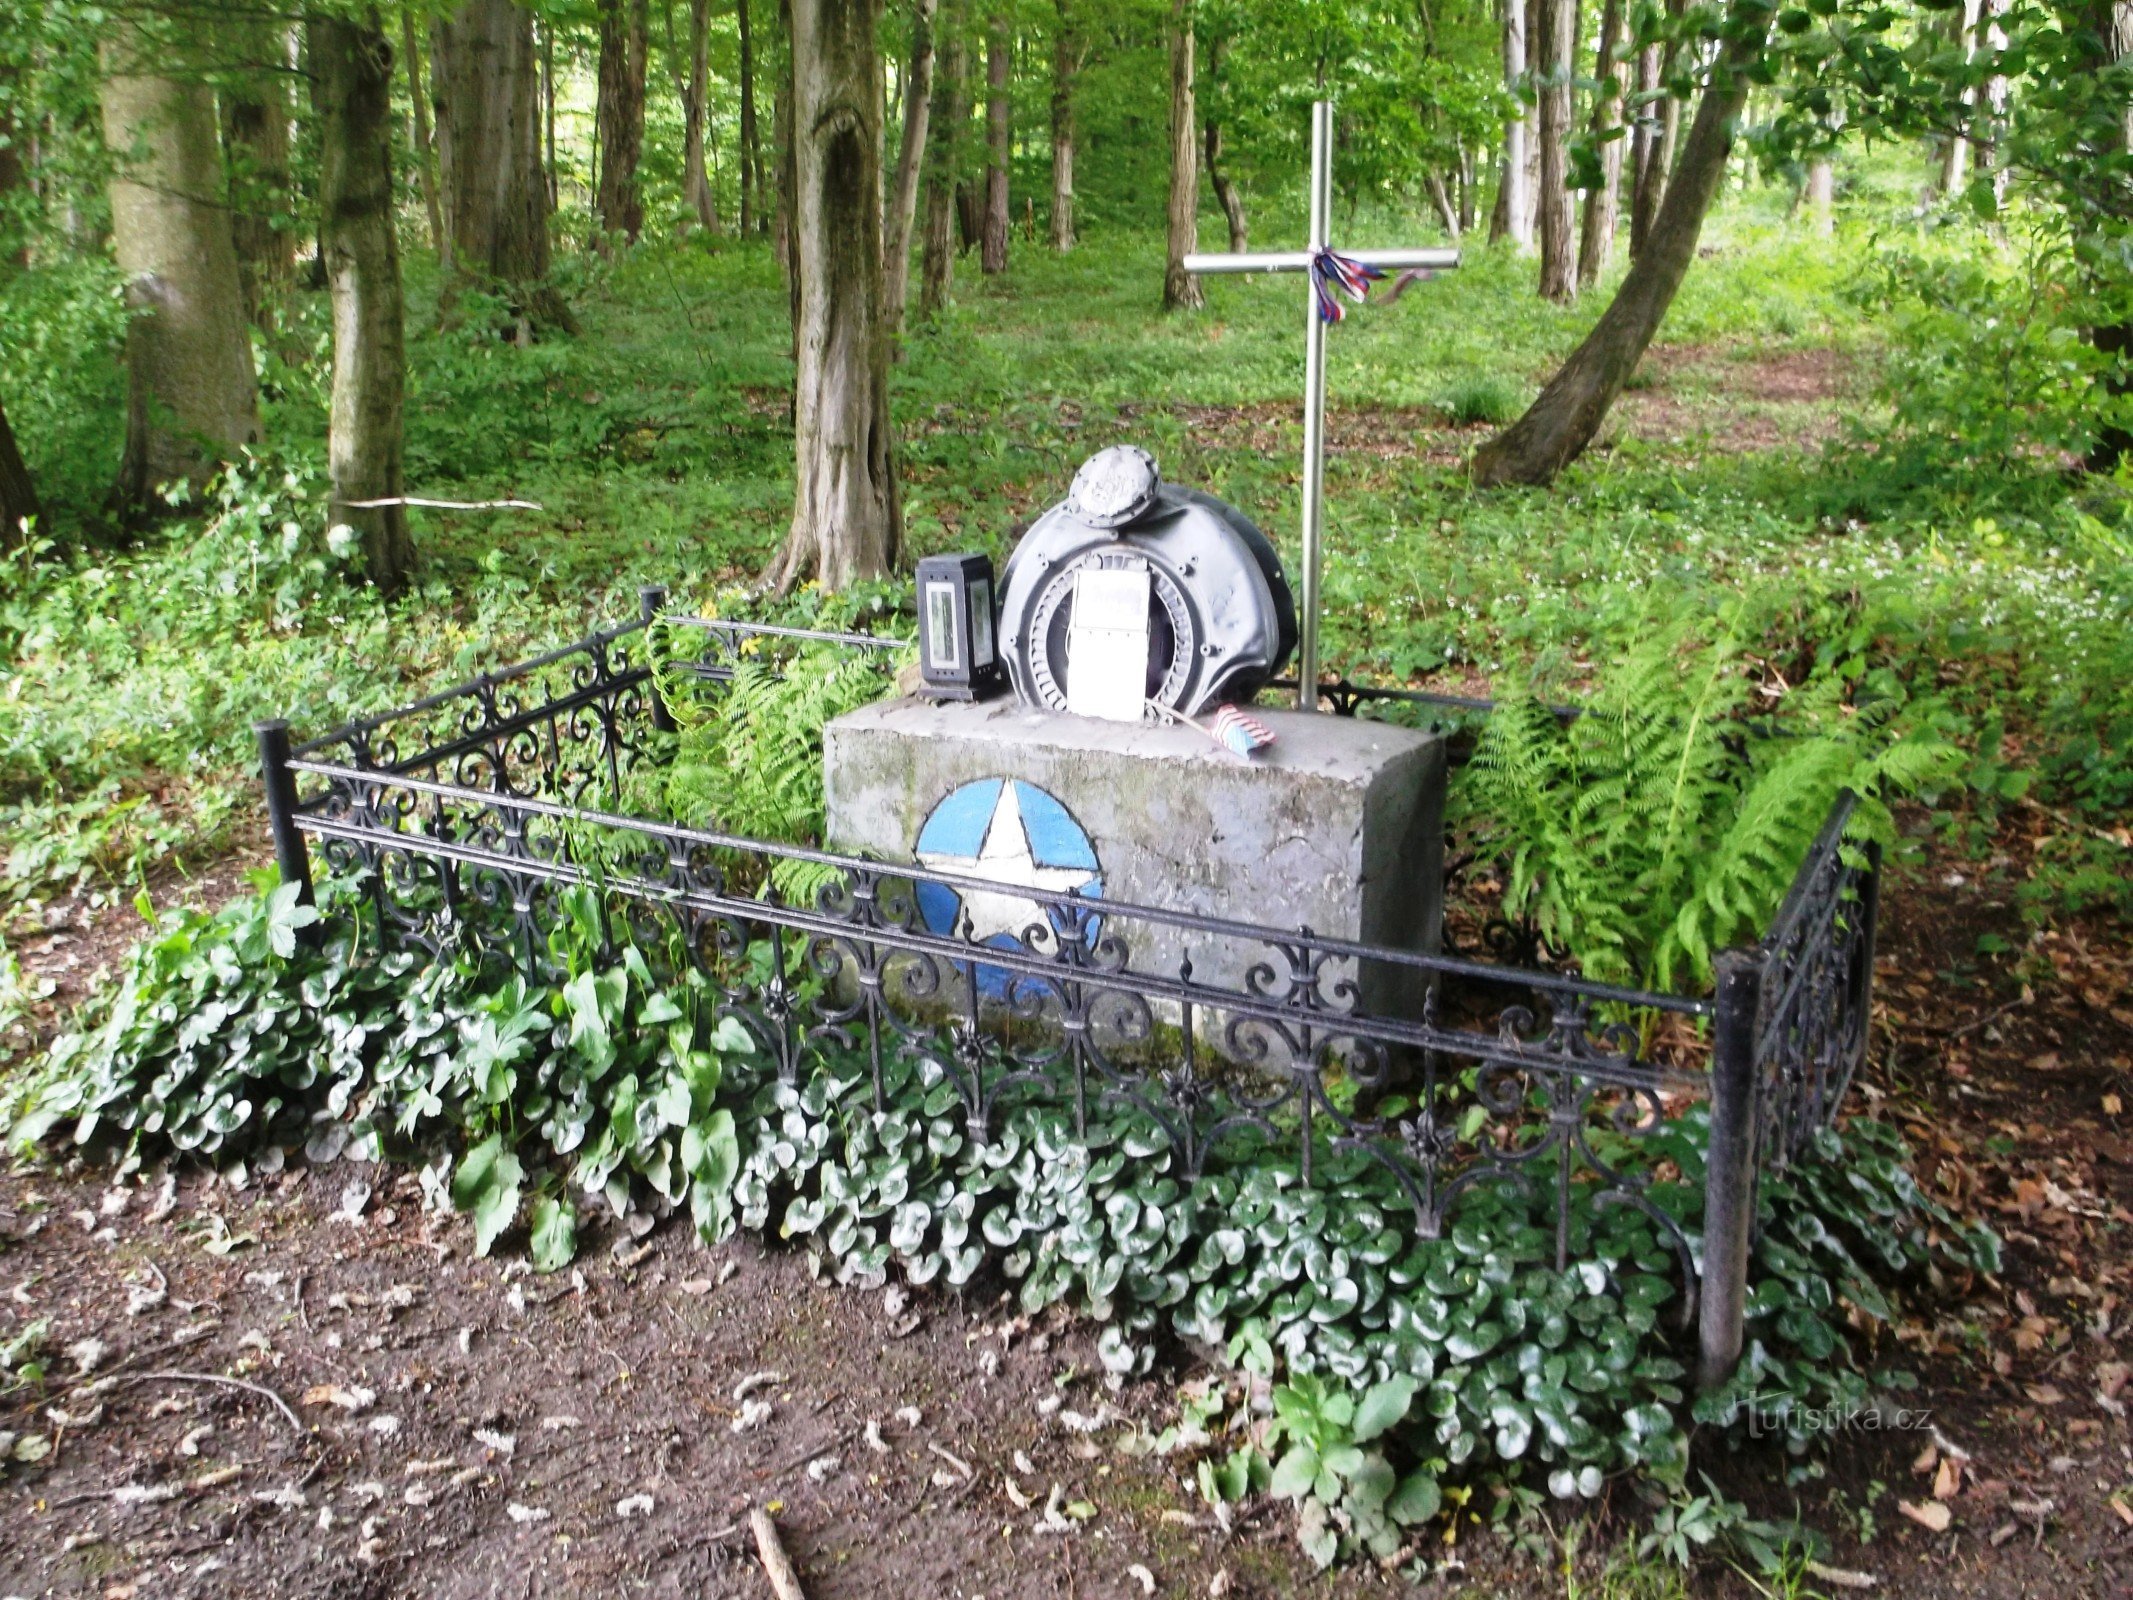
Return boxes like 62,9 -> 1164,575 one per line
254,595 -> 1883,1389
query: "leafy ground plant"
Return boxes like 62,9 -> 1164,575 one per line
8,867 -> 1998,1572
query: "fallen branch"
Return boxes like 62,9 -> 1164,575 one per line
119,1371 -> 304,1434
750,1507 -> 808,1600
342,496 -> 544,512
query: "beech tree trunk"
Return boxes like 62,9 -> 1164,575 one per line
311,10 -> 413,595
217,13 -> 294,334
1576,0 -> 1623,291
981,12 -> 1009,273
769,0 -> 901,590
2083,0 -> 2133,472
1206,119 -> 1247,253
1161,0 -> 1200,310
679,0 -> 719,228
433,0 -> 572,331
1493,0 -> 1531,249
773,0 -> 794,274
1939,0 -> 1981,195
400,8 -> 449,259
1049,0 -> 1076,248
595,0 -> 650,241
1805,157 -> 1833,235
1534,0 -> 1577,299
0,395 -> 39,543
883,0 -> 937,333
1471,11 -> 1768,486
738,0 -> 761,232
101,23 -> 260,513
1627,42 -> 1660,255
918,0 -> 965,318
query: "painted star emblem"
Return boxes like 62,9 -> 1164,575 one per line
916,780 -> 1097,953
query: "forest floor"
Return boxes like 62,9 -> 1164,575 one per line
0,804 -> 2129,1600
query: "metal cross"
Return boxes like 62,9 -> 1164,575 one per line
1183,101 -> 1460,711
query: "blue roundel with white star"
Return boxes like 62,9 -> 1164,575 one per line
913,780 -> 1103,970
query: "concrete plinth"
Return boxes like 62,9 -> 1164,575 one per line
822,697 -> 1445,1017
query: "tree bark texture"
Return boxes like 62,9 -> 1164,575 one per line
2083,0 -> 2133,471
739,0 -> 762,231
883,0 -> 937,333
310,11 -> 414,595
981,12 -> 1009,273
1049,0 -> 1076,248
0,394 -> 39,543
771,0 -> 901,591
1492,0 -> 1531,247
1206,118 -> 1247,252
918,0 -> 965,318
774,0 -> 794,274
596,0 -> 650,240
1805,157 -> 1832,234
1162,0 -> 1200,310
680,0 -> 719,227
217,12 -> 294,333
101,24 -> 260,512
401,7 -> 449,260
1471,13 -> 1767,486
433,0 -> 571,331
1576,0 -> 1624,290
1534,0 -> 1577,300
1939,0 -> 1982,195
1628,41 -> 1661,255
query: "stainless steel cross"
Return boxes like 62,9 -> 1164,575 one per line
1183,100 -> 1460,711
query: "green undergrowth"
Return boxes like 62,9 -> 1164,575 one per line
8,868 -> 1997,1571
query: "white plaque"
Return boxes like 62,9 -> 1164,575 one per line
1065,566 -> 1152,722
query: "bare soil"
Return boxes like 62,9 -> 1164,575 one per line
2,820 -> 2130,1599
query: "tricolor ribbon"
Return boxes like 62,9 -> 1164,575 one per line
1309,246 -> 1384,323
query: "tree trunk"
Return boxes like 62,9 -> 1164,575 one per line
1471,11 -> 1767,486
1049,0 -> 1076,248
0,395 -> 39,543
310,10 -> 413,596
1805,157 -> 1833,235
1534,0 -> 1576,299
981,11 -> 1009,273
1576,0 -> 1623,291
680,0 -> 719,228
1161,0 -> 1200,310
101,22 -> 260,514
400,7 -> 449,260
1939,0 -> 1981,195
1206,118 -> 1247,253
1628,42 -> 1661,255
918,0 -> 964,316
739,0 -> 761,232
769,0 -> 901,591
883,0 -> 937,334
1424,169 -> 1459,236
2083,0 -> 2133,472
1982,0 -> 2009,203
596,0 -> 650,240
542,19 -> 558,211
217,13 -> 294,333
774,0 -> 795,272
433,0 -> 572,332
1493,0 -> 1531,249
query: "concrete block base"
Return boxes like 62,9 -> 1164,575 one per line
822,698 -> 1445,1017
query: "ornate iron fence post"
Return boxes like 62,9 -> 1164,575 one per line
640,584 -> 677,733
253,718 -> 315,916
1698,946 -> 1764,1391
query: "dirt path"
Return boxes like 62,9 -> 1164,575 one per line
0,812 -> 2128,1598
